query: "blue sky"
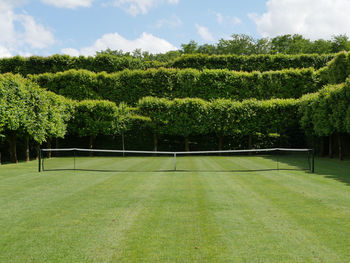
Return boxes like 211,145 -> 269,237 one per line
1,0 -> 350,57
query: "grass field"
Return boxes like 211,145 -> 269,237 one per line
1,156 -> 350,262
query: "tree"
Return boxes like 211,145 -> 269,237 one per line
0,74 -> 31,163
209,99 -> 243,150
181,40 -> 199,54
217,34 -> 256,55
270,34 -> 311,54
165,98 -> 210,151
68,100 -> 118,150
331,35 -> 350,53
137,97 -> 169,151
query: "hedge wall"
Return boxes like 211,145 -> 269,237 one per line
137,96 -> 300,150
0,54 -> 156,75
169,53 -> 335,71
30,67 -> 320,104
0,53 -> 336,76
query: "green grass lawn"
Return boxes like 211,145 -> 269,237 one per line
1,156 -> 350,262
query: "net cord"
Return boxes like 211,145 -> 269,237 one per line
41,147 -> 312,155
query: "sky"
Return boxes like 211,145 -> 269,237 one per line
1,0 -> 350,57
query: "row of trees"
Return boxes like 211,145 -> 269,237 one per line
0,74 -> 350,162
300,80 -> 350,159
30,67 -> 320,104
137,97 -> 298,151
0,74 -> 72,163
97,34 -> 350,61
180,34 -> 350,56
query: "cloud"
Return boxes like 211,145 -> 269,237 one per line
113,0 -> 179,16
250,0 -> 350,40
40,0 -> 93,9
61,32 -> 178,56
0,46 -> 11,57
195,24 -> 214,42
214,12 -> 241,27
61,48 -> 80,57
17,14 -> 55,49
155,15 -> 182,28
0,3 -> 55,57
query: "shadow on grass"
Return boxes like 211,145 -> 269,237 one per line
264,155 -> 350,187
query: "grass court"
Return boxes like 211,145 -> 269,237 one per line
1,156 -> 350,262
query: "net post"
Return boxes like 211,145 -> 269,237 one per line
38,149 -> 41,172
311,149 -> 315,173
174,153 -> 177,171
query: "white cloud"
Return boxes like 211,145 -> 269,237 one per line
0,46 -> 11,57
40,0 -> 93,9
195,24 -> 214,42
113,0 -> 179,16
250,0 -> 350,40
17,14 -> 55,49
61,32 -> 178,56
214,12 -> 241,27
0,2 -> 55,57
155,15 -> 182,28
61,48 -> 80,57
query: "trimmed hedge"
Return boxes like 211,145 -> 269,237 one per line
137,96 -> 299,138
318,52 -> 350,84
170,53 -> 335,71
0,54 -> 155,75
300,80 -> 350,137
30,67 -> 320,104
0,53 -> 336,76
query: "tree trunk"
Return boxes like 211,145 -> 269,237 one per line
9,131 -> 17,163
218,134 -> 223,151
329,134 -> 333,159
153,133 -> 158,152
89,135 -> 94,157
25,135 -> 30,162
319,137 -> 325,157
55,138 -> 59,157
0,151 -> 2,165
35,143 -> 40,160
338,133 -> 343,160
47,137 -> 52,159
248,135 -> 252,149
185,137 -> 190,152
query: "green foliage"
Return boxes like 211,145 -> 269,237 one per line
0,73 -> 71,143
0,54 -> 149,75
31,67 -> 319,104
300,81 -> 350,136
68,100 -> 118,138
170,54 -> 334,71
138,97 -> 210,138
138,97 -> 299,139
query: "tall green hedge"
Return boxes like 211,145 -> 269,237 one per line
0,53 -> 336,76
0,54 -> 154,75
170,53 -> 335,71
300,80 -> 350,136
138,96 -> 299,150
317,52 -> 350,84
30,67 -> 319,104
